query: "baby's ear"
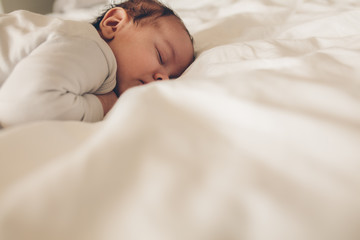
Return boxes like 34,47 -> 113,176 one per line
99,7 -> 129,41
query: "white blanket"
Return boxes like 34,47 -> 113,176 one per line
1,0 -> 360,239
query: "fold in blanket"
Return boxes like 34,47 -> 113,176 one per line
1,1 -> 360,240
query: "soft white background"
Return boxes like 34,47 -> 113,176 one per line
1,1 -> 360,240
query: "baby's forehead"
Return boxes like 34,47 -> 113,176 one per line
139,15 -> 184,30
154,16 -> 190,37
135,15 -> 193,49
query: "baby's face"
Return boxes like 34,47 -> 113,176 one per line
108,15 -> 194,96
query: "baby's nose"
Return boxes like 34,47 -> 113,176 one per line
153,73 -> 169,81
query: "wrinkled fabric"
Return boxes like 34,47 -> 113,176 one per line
1,1 -> 360,240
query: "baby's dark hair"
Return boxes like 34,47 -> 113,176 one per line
92,0 -> 193,42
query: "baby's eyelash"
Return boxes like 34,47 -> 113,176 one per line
157,48 -> 163,64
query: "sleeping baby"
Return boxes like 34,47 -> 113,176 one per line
0,0 -> 194,127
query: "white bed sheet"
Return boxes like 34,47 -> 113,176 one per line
1,0 -> 360,239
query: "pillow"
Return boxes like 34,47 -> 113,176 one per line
53,0 -> 112,13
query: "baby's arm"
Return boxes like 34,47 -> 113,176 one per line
95,91 -> 118,116
0,37 -> 115,127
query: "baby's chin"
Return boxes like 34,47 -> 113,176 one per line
114,82 -> 131,97
114,79 -> 126,97
114,84 -> 122,97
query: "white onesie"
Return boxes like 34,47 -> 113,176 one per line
0,10 -> 117,127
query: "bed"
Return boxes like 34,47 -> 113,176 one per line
1,0 -> 360,239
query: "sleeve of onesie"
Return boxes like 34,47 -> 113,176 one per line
0,35 -> 115,127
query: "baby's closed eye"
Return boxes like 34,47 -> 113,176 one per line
156,47 -> 164,64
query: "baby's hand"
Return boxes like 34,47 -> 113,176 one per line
95,91 -> 118,116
